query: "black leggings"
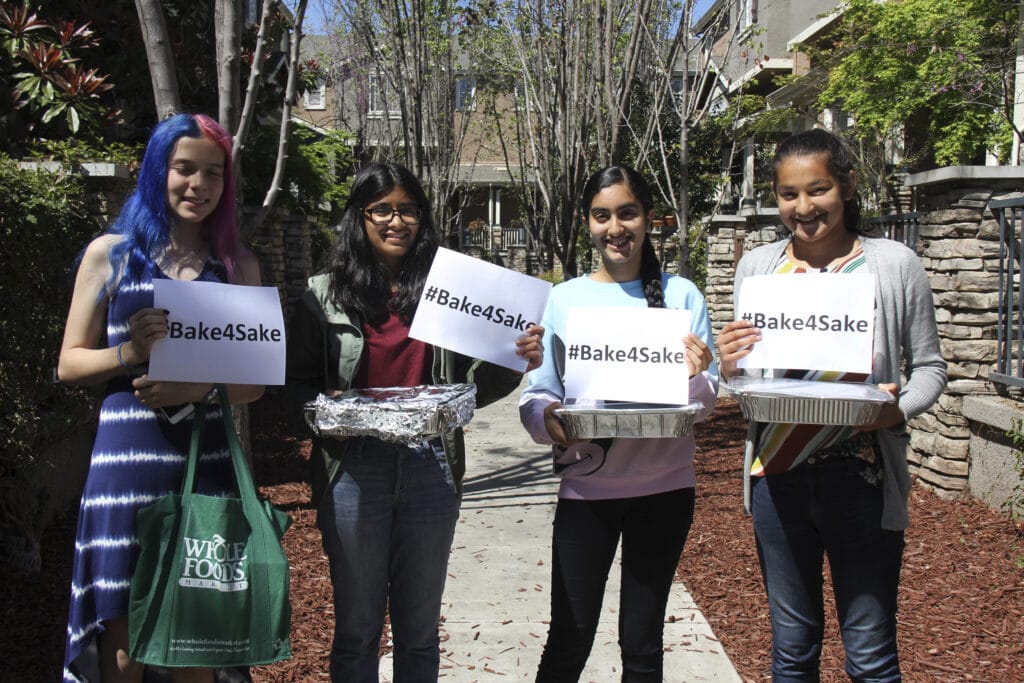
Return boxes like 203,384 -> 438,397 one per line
536,487 -> 696,682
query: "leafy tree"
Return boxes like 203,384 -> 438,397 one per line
243,122 -> 355,225
812,0 -> 1018,167
0,2 -> 119,151
0,157 -> 98,477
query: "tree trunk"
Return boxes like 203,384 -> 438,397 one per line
134,0 -> 182,119
217,0 -> 243,134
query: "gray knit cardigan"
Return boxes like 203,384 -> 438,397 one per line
733,235 -> 947,530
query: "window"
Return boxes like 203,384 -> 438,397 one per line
455,77 -> 476,112
369,74 -> 400,117
304,82 -> 326,110
738,0 -> 757,32
670,75 -> 687,103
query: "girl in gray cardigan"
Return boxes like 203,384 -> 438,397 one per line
717,129 -> 946,682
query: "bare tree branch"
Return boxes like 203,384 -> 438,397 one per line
234,0 -> 280,159
252,0 -> 308,231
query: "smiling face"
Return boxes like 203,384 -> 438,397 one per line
587,182 -> 651,282
363,185 -> 421,273
773,152 -> 855,249
165,134 -> 226,229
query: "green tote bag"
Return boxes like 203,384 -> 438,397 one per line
128,385 -> 292,668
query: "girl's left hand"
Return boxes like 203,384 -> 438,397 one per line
132,375 -> 210,408
683,333 -> 713,378
863,383 -> 906,431
515,324 -> 545,373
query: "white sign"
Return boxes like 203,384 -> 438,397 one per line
563,306 -> 692,405
409,247 -> 552,371
736,272 -> 875,374
149,279 -> 286,385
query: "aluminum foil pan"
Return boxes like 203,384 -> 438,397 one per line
305,383 -> 477,445
726,377 -> 895,426
554,402 -> 703,439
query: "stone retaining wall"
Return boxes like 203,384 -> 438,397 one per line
904,168 -> 1023,498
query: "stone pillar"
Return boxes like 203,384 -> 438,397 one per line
704,211 -> 783,338
904,166 -> 1024,498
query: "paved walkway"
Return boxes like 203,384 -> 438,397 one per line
383,383 -> 742,681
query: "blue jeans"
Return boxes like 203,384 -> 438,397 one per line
317,437 -> 460,682
751,458 -> 904,683
536,488 -> 695,682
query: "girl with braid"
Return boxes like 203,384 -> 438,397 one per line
519,165 -> 718,681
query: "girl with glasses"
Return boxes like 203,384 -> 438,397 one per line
286,162 -> 543,682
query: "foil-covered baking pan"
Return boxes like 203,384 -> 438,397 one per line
554,402 -> 703,439
726,377 -> 894,426
305,383 -> 477,445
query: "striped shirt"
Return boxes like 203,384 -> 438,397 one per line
751,246 -> 874,476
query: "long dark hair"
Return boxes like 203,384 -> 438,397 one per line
580,165 -> 665,308
771,128 -> 862,234
327,162 -> 439,325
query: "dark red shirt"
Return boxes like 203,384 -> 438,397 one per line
353,312 -> 433,388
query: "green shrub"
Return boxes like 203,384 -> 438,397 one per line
0,157 -> 100,480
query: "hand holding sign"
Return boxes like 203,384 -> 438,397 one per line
735,273 -> 875,374
148,279 -> 286,385
409,248 -> 551,371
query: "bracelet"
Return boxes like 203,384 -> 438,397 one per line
116,342 -> 134,369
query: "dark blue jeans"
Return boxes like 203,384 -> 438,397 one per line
751,458 -> 905,683
317,437 -> 460,682
536,487 -> 695,682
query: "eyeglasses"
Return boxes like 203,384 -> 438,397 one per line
363,205 -> 422,226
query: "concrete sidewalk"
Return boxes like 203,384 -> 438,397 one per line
384,384 -> 742,681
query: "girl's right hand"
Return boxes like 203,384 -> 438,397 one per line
543,401 -> 572,447
124,307 -> 170,366
717,319 -> 762,380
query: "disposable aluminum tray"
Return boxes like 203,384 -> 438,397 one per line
726,377 -> 894,426
554,402 -> 703,439
305,383 -> 477,446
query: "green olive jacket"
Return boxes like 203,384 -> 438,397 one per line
286,273 -> 523,504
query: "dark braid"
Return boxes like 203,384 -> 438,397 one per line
640,239 -> 665,308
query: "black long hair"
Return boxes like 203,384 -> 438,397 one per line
327,162 -> 439,325
580,165 -> 665,308
771,128 -> 862,234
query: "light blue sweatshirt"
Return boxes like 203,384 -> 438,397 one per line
519,273 -> 719,500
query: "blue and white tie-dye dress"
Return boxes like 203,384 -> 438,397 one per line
62,261 -> 238,682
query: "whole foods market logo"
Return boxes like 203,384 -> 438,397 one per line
179,534 -> 248,592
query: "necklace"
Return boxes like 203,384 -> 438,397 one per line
156,245 -> 209,280
787,236 -> 860,272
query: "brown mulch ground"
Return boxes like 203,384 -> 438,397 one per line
3,394 -> 1022,681
680,401 -> 1024,683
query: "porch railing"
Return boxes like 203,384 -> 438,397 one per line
865,212 -> 923,249
462,224 -> 529,250
988,197 -> 1024,390
462,227 -> 491,249
502,224 -> 527,248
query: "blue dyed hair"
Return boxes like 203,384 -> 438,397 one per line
107,113 -> 238,288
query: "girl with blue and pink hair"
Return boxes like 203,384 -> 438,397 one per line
58,113 -> 264,683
